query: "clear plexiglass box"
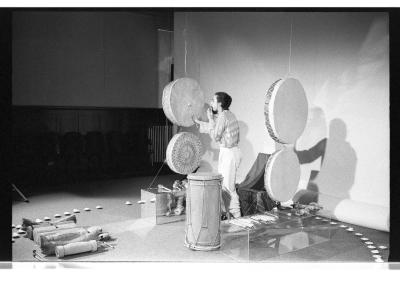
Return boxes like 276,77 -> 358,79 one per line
140,188 -> 186,225
220,209 -> 334,262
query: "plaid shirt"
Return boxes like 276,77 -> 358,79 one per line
209,110 -> 240,148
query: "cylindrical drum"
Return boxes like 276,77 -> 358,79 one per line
264,146 -> 301,202
185,173 -> 223,251
55,240 -> 98,258
162,78 -> 205,127
166,132 -> 203,175
264,78 -> 308,144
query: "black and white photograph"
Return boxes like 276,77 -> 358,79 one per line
1,3 -> 397,272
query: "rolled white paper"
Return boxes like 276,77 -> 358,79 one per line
55,240 -> 98,258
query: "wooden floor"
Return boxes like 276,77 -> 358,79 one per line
12,175 -> 389,263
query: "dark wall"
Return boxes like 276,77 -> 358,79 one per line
11,106 -> 173,187
12,11 -> 172,108
0,8 -> 12,263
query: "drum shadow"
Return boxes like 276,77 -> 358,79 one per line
293,119 -> 357,210
201,133 -> 219,162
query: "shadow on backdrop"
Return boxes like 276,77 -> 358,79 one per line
238,120 -> 255,171
293,118 -> 357,213
291,106 -> 327,204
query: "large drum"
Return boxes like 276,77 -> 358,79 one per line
162,78 -> 205,127
185,173 -> 222,251
166,132 -> 203,175
264,146 -> 301,202
264,78 -> 308,144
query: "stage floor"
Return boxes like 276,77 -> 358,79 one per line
12,175 -> 389,262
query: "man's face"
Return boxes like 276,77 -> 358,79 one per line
210,95 -> 219,111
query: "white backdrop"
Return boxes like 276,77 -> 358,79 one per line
173,12 -> 389,231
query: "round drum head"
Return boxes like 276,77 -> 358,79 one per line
166,132 -> 203,175
162,78 -> 205,127
265,78 -> 308,144
264,147 -> 301,202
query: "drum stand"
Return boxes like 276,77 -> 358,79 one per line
11,182 -> 29,203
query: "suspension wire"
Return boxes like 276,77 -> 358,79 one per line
184,13 -> 188,76
146,159 -> 166,189
286,17 -> 293,78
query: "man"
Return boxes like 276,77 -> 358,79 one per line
194,92 -> 242,218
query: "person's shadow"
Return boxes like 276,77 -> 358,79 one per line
238,121 -> 255,172
293,118 -> 357,209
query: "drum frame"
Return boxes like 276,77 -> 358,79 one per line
264,78 -> 308,144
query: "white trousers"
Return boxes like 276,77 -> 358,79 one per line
218,147 -> 242,218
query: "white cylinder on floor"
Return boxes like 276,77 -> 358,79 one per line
316,193 -> 389,232
55,240 -> 98,258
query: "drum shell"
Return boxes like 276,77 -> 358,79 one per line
162,80 -> 179,125
185,173 -> 222,251
264,78 -> 308,144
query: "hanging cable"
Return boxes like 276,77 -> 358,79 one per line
184,13 -> 188,77
287,17 -> 293,78
184,38 -> 187,76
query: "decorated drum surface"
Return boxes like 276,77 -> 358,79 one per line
162,78 -> 205,127
264,78 -> 308,144
264,147 -> 301,202
166,132 -> 203,175
185,172 -> 223,251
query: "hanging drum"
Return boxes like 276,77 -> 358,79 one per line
264,146 -> 301,202
264,78 -> 308,144
162,78 -> 205,127
166,132 -> 203,175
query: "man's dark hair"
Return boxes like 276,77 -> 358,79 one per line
215,92 -> 232,110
